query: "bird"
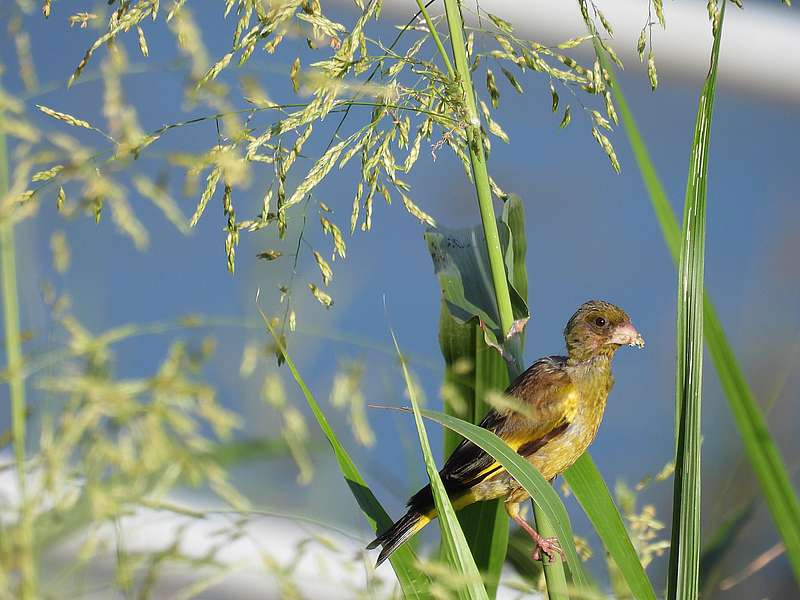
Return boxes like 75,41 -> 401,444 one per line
367,300 -> 644,567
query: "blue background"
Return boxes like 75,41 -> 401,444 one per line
1,2 -> 798,597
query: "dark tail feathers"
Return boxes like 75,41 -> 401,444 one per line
366,509 -> 425,567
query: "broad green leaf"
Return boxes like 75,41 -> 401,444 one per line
564,454 -> 658,600
418,408 -> 592,593
424,196 -> 528,359
391,332 -> 489,600
256,304 -> 431,597
427,195 -> 529,596
595,0 -> 800,588
431,194 -> 529,441
668,8 -> 723,599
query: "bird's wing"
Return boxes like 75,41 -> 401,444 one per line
438,356 -> 575,491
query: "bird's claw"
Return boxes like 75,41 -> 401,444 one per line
532,536 -> 565,563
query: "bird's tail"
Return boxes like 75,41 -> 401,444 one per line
366,508 -> 431,567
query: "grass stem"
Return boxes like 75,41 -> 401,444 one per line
414,1 -> 454,78
441,0 -> 516,356
0,111 -> 36,598
533,511 -> 569,600
438,0 -> 566,594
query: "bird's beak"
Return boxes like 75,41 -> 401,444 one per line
609,322 -> 645,348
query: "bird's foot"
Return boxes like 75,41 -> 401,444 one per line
531,533 -> 565,564
511,513 -> 566,563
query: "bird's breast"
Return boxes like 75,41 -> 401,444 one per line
529,386 -> 609,480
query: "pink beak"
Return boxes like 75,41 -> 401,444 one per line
609,322 -> 645,348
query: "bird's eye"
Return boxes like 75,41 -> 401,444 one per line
594,316 -> 607,327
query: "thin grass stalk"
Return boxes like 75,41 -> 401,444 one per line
392,331 -> 488,600
414,0 -> 519,591
533,511 -> 569,599
414,0 -> 454,78
439,0 -> 516,357
435,1 -> 570,593
0,111 -> 36,598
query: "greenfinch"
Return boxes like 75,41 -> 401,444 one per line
368,300 -> 644,565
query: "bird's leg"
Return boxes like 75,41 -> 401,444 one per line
512,514 -> 565,563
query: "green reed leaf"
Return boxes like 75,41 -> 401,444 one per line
564,454 -> 657,600
667,6 -> 724,598
419,408 -> 592,593
256,300 -> 431,597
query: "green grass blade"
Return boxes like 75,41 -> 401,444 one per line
564,454 -> 657,600
444,321 -> 509,596
418,408 -> 592,593
391,331 -> 489,600
667,8 -> 725,599
459,329 -> 510,596
595,3 -> 800,587
455,500 -> 508,596
702,299 -> 800,572
438,314 -> 510,597
256,302 -> 431,597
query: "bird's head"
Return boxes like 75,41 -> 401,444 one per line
564,300 -> 644,361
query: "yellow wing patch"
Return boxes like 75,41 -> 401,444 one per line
454,435 -> 531,484
460,403 -> 577,484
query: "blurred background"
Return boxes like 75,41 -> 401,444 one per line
0,0 -> 798,598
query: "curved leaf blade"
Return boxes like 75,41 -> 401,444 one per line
256,304 -> 431,597
418,408 -> 591,592
424,195 -> 528,356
